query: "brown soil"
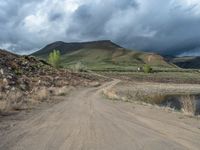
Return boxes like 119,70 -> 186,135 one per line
0,80 -> 200,150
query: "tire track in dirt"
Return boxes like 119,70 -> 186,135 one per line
0,79 -> 200,150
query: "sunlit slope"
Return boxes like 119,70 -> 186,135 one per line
32,40 -> 175,69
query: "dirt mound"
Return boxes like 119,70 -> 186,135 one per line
0,49 -> 108,112
0,49 -> 98,92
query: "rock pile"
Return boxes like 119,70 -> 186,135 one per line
0,49 -> 92,93
0,49 -> 108,112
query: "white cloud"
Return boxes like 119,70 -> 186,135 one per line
64,0 -> 80,12
24,14 -> 47,32
0,43 -> 14,50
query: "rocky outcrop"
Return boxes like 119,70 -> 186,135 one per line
0,49 -> 105,112
0,49 -> 94,92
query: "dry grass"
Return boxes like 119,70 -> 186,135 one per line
0,91 -> 24,112
109,81 -> 200,116
31,87 -> 49,101
70,62 -> 87,73
0,86 -> 74,113
0,101 -> 7,111
137,92 -> 167,104
103,89 -> 119,100
180,95 -> 197,115
48,86 -> 74,96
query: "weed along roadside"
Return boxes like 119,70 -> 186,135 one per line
160,94 -> 200,115
103,80 -> 200,116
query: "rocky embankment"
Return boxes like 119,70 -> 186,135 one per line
0,49 -> 102,112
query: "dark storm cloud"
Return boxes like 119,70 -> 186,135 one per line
67,0 -> 138,38
0,0 -> 42,52
65,0 -> 200,56
0,0 -> 200,55
48,12 -> 63,21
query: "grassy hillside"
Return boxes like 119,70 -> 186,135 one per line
32,40 -> 121,57
32,40 -> 176,70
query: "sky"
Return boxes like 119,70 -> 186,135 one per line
0,0 -> 200,56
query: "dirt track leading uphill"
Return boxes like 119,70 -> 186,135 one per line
0,79 -> 200,150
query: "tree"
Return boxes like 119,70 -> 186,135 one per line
48,50 -> 61,68
143,64 -> 153,73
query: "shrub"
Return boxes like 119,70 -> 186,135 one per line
180,95 -> 197,115
0,91 -> 24,112
143,64 -> 153,73
70,62 -> 87,73
48,50 -> 61,68
32,87 -> 49,101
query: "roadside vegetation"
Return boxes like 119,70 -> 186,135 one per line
143,64 -> 153,73
69,62 -> 88,73
103,81 -> 200,116
48,49 -> 61,68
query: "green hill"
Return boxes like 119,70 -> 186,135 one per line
32,40 -> 175,70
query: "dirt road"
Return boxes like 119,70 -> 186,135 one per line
0,80 -> 200,150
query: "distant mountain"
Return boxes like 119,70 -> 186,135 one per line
171,56 -> 200,69
32,40 -> 175,70
32,40 -> 121,57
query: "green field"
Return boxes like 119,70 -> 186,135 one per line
101,70 -> 200,84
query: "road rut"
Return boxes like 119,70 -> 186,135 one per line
0,80 -> 200,150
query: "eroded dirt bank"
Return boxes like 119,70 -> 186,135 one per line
0,80 -> 200,150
